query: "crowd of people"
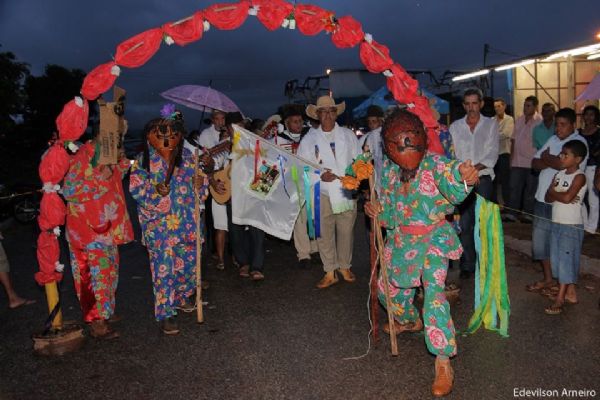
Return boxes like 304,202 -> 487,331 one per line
1,87 -> 599,397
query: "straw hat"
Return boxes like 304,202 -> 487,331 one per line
306,96 -> 345,120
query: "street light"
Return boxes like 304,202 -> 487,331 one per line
326,68 -> 332,75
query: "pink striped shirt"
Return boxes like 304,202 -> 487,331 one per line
511,112 -> 542,168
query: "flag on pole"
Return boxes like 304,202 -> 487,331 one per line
230,125 -> 320,240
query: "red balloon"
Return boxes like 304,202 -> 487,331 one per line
331,16 -> 363,49
56,97 -> 89,142
360,39 -> 393,73
162,11 -> 205,46
39,144 -> 70,184
115,28 -> 163,68
295,4 -> 329,36
204,1 -> 250,30
252,0 -> 293,31
81,62 -> 119,101
34,232 -> 63,285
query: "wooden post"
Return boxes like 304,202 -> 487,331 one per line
368,175 -> 398,356
44,282 -> 62,329
194,147 -> 204,323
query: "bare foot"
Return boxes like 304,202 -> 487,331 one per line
9,297 -> 36,309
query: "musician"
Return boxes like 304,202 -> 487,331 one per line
129,106 -> 209,335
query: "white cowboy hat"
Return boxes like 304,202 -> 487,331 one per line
306,95 -> 345,120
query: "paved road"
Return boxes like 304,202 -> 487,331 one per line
1,214 -> 599,400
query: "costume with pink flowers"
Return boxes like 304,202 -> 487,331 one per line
378,153 -> 470,356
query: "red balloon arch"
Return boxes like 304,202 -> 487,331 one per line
35,0 -> 445,285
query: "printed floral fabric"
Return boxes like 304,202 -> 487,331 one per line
129,146 -> 208,320
62,141 -> 133,249
378,153 -> 470,357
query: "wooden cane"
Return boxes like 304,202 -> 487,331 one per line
368,175 -> 398,356
194,147 -> 204,323
369,202 -> 379,343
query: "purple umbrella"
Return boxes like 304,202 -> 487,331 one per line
160,85 -> 241,113
576,73 -> 600,101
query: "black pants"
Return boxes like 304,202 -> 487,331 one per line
226,203 -> 265,272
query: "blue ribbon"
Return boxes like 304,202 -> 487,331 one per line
303,166 -> 315,238
277,155 -> 290,199
314,170 -> 321,238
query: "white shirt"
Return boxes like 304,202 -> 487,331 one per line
551,169 -> 586,225
297,123 -> 360,213
534,131 -> 588,203
493,114 -> 515,155
449,115 -> 499,179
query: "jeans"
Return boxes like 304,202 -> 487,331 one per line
226,204 -> 265,272
458,175 -> 493,272
507,167 -> 537,216
492,153 -> 511,205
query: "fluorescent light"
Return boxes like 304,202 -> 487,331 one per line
588,52 -> 600,60
494,59 -> 536,71
543,43 -> 600,61
452,69 -> 490,82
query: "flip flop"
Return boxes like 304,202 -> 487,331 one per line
526,281 -> 554,293
544,304 -> 563,315
9,298 -> 36,309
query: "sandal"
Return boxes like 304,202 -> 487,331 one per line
239,265 -> 250,278
540,286 -> 559,297
250,271 -> 264,281
526,281 -> 554,293
544,304 -> 563,315
216,262 -> 225,270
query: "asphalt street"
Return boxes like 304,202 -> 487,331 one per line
1,211 -> 599,400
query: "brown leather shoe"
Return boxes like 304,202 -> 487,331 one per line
383,318 -> 423,335
337,268 -> 356,282
89,320 -> 120,340
316,271 -> 339,289
431,357 -> 454,397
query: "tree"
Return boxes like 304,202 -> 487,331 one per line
0,49 -> 30,135
23,64 -> 86,147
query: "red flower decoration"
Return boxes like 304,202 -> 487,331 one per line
331,16 -> 363,48
295,4 -> 329,36
39,144 -> 69,184
386,64 -> 418,105
252,0 -> 293,31
162,11 -> 205,46
204,1 -> 250,30
360,39 -> 393,73
56,97 -> 89,142
81,61 -> 119,101
115,28 -> 163,68
38,193 -> 66,232
34,231 -> 63,285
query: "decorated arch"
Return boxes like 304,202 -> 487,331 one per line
35,0 -> 445,286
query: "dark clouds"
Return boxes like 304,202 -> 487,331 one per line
1,0 -> 598,128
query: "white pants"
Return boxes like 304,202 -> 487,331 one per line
212,199 -> 228,231
583,165 -> 599,233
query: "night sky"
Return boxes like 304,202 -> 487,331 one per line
1,0 -> 598,129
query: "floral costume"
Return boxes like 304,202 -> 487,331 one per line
129,146 -> 208,321
378,152 -> 471,357
63,141 -> 133,323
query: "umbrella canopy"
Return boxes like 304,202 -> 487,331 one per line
576,73 -> 600,101
352,86 -> 449,119
160,85 -> 241,113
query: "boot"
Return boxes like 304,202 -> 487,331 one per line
161,317 -> 180,335
316,271 -> 338,289
431,357 -> 454,397
337,268 -> 356,283
89,319 -> 120,340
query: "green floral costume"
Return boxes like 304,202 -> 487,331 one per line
378,153 -> 471,356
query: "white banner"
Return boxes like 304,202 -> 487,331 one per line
230,125 -> 320,240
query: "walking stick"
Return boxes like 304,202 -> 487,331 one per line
194,147 -> 204,323
368,175 -> 398,356
369,208 -> 379,343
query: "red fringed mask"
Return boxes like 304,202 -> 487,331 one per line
383,110 -> 428,181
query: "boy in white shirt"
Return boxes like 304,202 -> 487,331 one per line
544,140 -> 587,314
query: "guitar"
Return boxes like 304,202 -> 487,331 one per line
198,140 -> 232,172
210,163 -> 232,204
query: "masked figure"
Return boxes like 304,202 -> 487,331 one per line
62,133 -> 133,339
129,108 -> 209,335
365,109 -> 479,397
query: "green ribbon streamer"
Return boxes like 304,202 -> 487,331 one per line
465,195 -> 511,338
290,165 -> 302,209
